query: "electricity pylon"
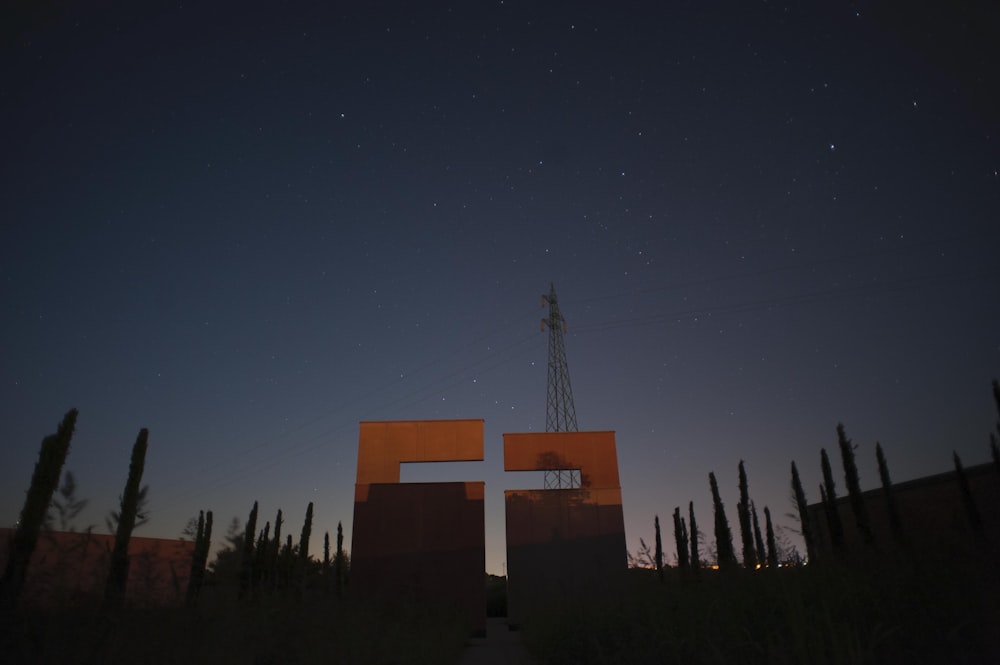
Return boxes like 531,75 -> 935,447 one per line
541,283 -> 580,489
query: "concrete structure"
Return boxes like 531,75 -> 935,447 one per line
0,528 -> 194,608
503,431 -> 627,626
806,462 -> 1000,561
351,419 -> 486,635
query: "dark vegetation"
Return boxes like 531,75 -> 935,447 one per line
1,409 -> 77,608
485,573 -> 507,617
1,411 -> 468,664
522,381 -> 1000,664
522,556 -> 999,665
4,379 -> 1000,663
105,428 -> 149,610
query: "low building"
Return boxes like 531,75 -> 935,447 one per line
0,528 -> 194,608
806,462 -> 999,561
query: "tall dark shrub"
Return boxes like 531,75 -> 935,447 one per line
764,506 -> 778,568
1,409 -> 78,609
335,521 -> 345,597
673,507 -> 689,569
993,378 -> 1000,432
239,501 -> 258,599
991,379 -> 1000,476
709,472 -> 737,569
105,484 -> 150,534
270,509 -> 283,582
300,502 -> 313,563
790,462 -> 815,561
653,515 -> 663,580
737,461 -> 756,569
255,522 -> 271,588
280,534 -> 294,585
751,500 -> 766,568
992,437 -> 1000,477
323,531 -> 331,592
876,443 -> 903,542
689,502 -> 700,570
186,511 -> 205,606
186,510 -> 213,607
838,424 -> 873,545
105,428 -> 149,609
820,449 -> 844,549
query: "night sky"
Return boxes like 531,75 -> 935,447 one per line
3,1 -> 998,574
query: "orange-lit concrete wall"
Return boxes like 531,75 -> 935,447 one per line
355,419 -> 485,485
351,419 -> 486,635
503,431 -> 627,625
0,529 -> 194,608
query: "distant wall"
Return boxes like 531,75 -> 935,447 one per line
806,462 -> 1000,560
0,529 -> 194,608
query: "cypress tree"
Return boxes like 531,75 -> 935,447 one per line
689,502 -> 700,571
653,515 -> 663,581
876,443 -> 903,542
673,507 -> 689,569
335,521 -> 345,597
105,428 -> 149,609
764,506 -> 778,568
820,449 -> 844,549
323,531 -> 331,592
751,500 -> 766,569
992,436 -> 999,477
200,512 -> 213,586
737,461 -> 756,569
1,408 -> 78,609
838,424 -> 873,545
953,451 -> 985,547
790,462 -> 815,561
239,501 -> 258,599
991,379 -> 1000,477
679,517 -> 689,567
281,534 -> 293,585
269,509 -> 282,585
186,510 -> 213,607
300,502 -> 313,563
255,522 -> 271,588
185,511 -> 205,607
993,378 -> 1000,433
709,472 -> 737,569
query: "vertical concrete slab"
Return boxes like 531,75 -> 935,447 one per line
352,419 -> 486,635
503,431 -> 627,626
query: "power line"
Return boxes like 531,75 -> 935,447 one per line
563,237 -> 977,309
572,270 -> 986,335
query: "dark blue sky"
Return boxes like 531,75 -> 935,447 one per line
3,1 -> 998,572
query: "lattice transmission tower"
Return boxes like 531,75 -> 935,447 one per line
541,283 -> 580,489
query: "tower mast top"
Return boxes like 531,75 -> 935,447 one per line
541,283 -> 580,488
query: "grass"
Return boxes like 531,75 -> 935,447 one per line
519,553 -> 1000,664
0,586 -> 470,665
5,552 -> 998,663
